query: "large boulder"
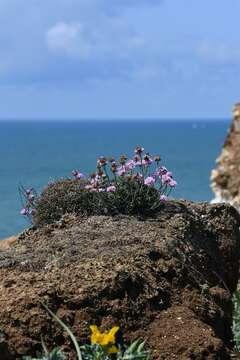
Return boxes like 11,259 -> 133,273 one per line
0,201 -> 239,359
211,103 -> 240,210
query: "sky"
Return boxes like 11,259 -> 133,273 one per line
0,0 -> 240,120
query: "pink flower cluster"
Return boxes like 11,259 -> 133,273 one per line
72,146 -> 177,200
157,167 -> 177,188
19,146 -> 177,221
19,186 -> 37,219
72,170 -> 85,180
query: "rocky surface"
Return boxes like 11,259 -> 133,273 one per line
0,201 -> 239,359
211,103 -> 240,210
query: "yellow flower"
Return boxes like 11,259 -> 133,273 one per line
90,325 -> 119,353
108,345 -> 119,354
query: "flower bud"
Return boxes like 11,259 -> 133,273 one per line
134,146 -> 144,155
119,154 -> 127,165
154,155 -> 161,162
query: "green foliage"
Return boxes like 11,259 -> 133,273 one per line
233,289 -> 240,352
22,347 -> 66,360
42,304 -> 82,360
23,305 -> 151,360
20,146 -> 176,226
80,341 -> 150,360
34,177 -> 163,227
33,179 -> 90,226
109,178 -> 163,216
80,344 -> 112,360
117,340 -> 150,360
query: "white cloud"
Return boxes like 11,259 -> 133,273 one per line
0,0 -> 156,82
46,19 -> 145,61
46,22 -> 93,59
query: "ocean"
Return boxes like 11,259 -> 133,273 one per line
0,120 -> 229,239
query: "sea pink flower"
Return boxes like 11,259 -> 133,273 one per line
134,146 -> 144,155
28,194 -> 35,201
97,157 -> 107,166
25,188 -> 33,196
142,158 -> 153,166
160,195 -> 168,201
125,160 -> 135,171
117,166 -> 126,176
90,175 -> 101,186
107,185 -> 116,192
158,166 -> 168,175
77,173 -> 85,179
85,185 -> 93,190
20,208 -> 28,216
133,155 -> 142,165
162,174 -> 172,184
90,188 -> 98,192
143,154 -> 153,166
169,179 -> 177,188
98,188 -> 106,192
72,170 -> 85,179
144,176 -> 155,186
165,171 -> 173,178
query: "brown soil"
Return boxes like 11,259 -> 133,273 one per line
0,200 -> 239,359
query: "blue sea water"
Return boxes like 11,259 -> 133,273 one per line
0,120 -> 229,239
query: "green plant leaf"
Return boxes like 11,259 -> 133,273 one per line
22,347 -> 66,360
42,303 -> 82,360
41,336 -> 49,356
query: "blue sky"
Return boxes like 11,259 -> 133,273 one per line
1,0 -> 240,119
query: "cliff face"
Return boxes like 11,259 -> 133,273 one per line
211,103 -> 240,210
0,201 -> 239,359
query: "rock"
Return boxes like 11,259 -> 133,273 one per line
211,103 -> 240,210
0,201 -> 239,359
0,236 -> 18,252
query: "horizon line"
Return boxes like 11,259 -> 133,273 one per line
0,117 -> 231,122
